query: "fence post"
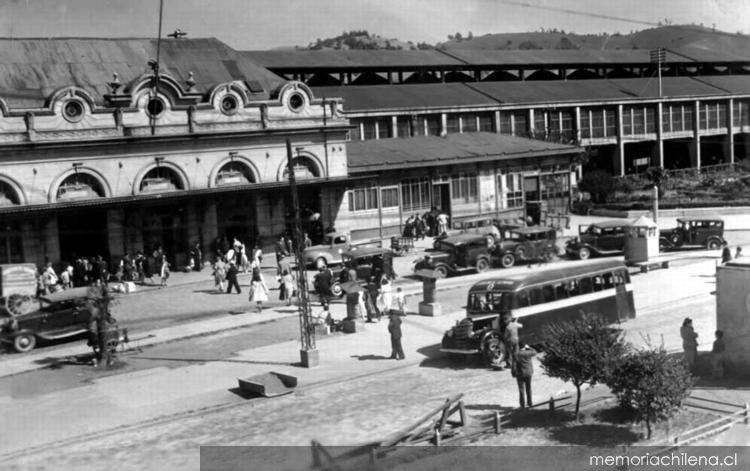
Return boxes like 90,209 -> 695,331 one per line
494,411 -> 501,434
311,441 -> 321,468
744,403 -> 749,425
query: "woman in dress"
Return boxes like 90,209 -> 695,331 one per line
249,266 -> 269,312
377,273 -> 393,315
213,257 -> 227,293
159,254 -> 170,287
279,268 -> 296,306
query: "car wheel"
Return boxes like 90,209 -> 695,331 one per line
482,332 -> 503,367
434,266 -> 448,279
5,294 -> 34,316
315,257 -> 327,268
578,247 -> 591,260
13,333 -> 36,353
543,248 -> 556,262
330,282 -> 343,297
670,233 -> 683,246
706,239 -> 721,250
500,253 -> 515,269
476,258 -> 490,273
515,247 -> 527,261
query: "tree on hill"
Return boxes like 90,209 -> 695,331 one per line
607,348 -> 694,439
518,40 -> 542,50
539,315 -> 629,420
556,37 -> 578,49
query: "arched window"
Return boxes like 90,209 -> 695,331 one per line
56,173 -> 105,201
281,156 -> 320,181
215,161 -> 254,186
0,181 -> 21,206
139,167 -> 184,193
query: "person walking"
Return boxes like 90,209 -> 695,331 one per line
313,264 -> 333,306
735,246 -> 743,259
680,317 -> 699,372
43,262 -> 59,294
377,273 -> 393,315
514,344 -> 537,408
212,257 -> 227,292
711,330 -> 726,379
394,287 -> 406,315
721,242 -> 732,264
159,254 -> 170,287
225,261 -> 241,294
502,316 -> 523,370
388,310 -> 405,360
249,265 -> 269,312
190,243 -> 203,272
279,268 -> 296,306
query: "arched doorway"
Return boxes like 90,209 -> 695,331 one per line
281,156 -> 320,181
215,161 -> 255,187
55,172 -> 108,264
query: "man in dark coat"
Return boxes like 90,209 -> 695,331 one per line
388,311 -> 405,360
314,265 -> 333,305
225,261 -> 241,294
514,344 -> 537,408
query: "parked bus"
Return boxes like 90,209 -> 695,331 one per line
440,259 -> 636,366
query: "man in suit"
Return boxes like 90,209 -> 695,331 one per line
514,344 -> 537,408
388,311 -> 405,360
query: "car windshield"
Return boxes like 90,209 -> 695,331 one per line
468,292 -> 511,313
587,226 -> 602,235
434,241 -> 456,252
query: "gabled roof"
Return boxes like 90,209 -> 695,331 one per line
0,38 -> 285,109
347,132 -> 579,173
242,49 -> 463,68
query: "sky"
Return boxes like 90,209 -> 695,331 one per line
1,0 -> 748,50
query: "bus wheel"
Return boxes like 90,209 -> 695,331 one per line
500,253 -> 515,269
482,332 -> 502,367
577,247 -> 591,260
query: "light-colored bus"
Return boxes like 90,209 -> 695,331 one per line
440,259 -> 636,365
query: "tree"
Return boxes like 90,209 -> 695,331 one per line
539,315 -> 629,420
607,348 -> 694,439
577,169 -> 616,204
644,166 -> 667,199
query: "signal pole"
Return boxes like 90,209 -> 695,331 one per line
286,139 -> 318,367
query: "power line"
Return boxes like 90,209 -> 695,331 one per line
496,1 -> 659,28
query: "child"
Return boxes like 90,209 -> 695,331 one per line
395,287 -> 406,315
159,255 -> 170,287
249,266 -> 269,312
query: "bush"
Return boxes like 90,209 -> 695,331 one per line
578,170 -> 617,204
606,348 -> 694,439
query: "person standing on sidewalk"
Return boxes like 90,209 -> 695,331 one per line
388,310 -> 405,360
212,257 -> 227,292
514,344 -> 536,408
249,265 -> 269,312
225,261 -> 241,294
502,316 -> 523,370
711,330 -> 726,379
680,317 -> 699,372
159,254 -> 170,287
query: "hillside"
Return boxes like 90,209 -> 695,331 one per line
437,25 -> 750,54
301,30 -> 430,51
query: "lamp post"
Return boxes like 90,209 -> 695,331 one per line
286,139 -> 318,367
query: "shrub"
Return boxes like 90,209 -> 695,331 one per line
578,170 -> 617,204
606,348 -> 694,439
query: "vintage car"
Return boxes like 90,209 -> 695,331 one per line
0,287 -> 122,353
659,217 -> 725,250
565,220 -> 628,260
302,232 -> 351,268
494,226 -> 558,268
316,247 -> 397,296
452,216 -> 522,243
414,234 -> 495,278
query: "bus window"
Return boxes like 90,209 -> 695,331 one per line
516,289 -> 530,307
489,293 -> 507,311
592,275 -> 604,292
603,273 -> 615,289
542,285 -> 555,303
529,288 -> 544,305
579,277 -> 593,293
553,282 -> 568,299
566,280 -> 580,297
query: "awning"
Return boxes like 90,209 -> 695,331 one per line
0,175 -> 357,216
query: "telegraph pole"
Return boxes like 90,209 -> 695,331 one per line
650,47 -> 665,98
286,139 -> 318,367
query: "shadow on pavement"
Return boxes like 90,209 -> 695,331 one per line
192,289 -> 225,295
416,344 -> 487,370
351,354 -> 391,361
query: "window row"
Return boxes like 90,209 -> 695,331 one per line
580,108 -> 617,139
351,113 -> 496,140
514,269 -> 630,308
662,103 -> 695,133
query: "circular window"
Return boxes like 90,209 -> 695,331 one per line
62,100 -> 85,122
220,95 -> 239,115
146,97 -> 166,118
288,92 -> 305,112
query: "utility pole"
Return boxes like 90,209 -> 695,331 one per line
650,47 -> 665,98
149,0 -> 165,136
286,139 -> 318,367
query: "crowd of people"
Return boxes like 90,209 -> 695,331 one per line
401,207 -> 450,239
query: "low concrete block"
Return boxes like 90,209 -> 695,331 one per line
419,302 -> 443,316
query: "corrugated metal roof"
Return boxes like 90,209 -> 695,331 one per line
243,48 -> 750,70
469,80 -> 635,104
347,132 -> 578,173
0,38 -> 286,109
312,83 -> 498,112
443,49 -> 656,65
242,49 -> 465,68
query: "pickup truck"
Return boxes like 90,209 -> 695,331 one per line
302,232 -> 351,267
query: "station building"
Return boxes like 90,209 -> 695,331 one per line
3,39 -> 750,267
